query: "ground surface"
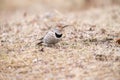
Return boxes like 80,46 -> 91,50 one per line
0,2 -> 120,80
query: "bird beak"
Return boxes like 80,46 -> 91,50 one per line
62,25 -> 71,28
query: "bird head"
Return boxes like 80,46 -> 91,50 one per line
56,23 -> 70,31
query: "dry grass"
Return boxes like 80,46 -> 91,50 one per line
0,1 -> 120,80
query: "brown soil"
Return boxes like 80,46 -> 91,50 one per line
0,0 -> 120,80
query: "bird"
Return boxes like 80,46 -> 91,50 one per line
37,23 -> 69,46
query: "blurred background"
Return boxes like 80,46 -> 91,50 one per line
0,0 -> 120,12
